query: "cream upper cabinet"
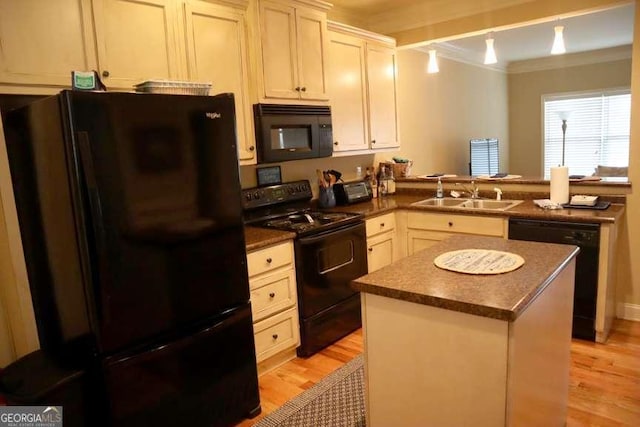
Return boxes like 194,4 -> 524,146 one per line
366,43 -> 399,149
327,22 -> 400,155
328,31 -> 368,152
0,0 -> 97,89
257,0 -> 330,102
91,0 -> 182,90
182,0 -> 256,164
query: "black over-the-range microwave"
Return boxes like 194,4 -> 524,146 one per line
253,103 -> 333,164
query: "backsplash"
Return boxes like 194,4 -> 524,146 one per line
240,154 -> 377,198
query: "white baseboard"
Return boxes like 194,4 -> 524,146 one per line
617,303 -> 640,321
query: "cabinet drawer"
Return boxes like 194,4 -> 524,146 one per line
253,307 -> 300,363
407,212 -> 504,236
250,269 -> 297,322
247,241 -> 293,278
366,212 -> 395,237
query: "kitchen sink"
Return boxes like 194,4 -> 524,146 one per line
411,197 -> 468,207
411,198 -> 523,211
458,199 -> 523,210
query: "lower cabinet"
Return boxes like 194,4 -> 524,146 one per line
406,211 -> 507,255
246,240 -> 300,374
366,212 -> 397,273
361,260 -> 575,426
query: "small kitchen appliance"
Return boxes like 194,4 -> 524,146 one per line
253,104 -> 333,163
334,180 -> 373,205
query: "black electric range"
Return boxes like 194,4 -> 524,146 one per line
242,180 -> 363,236
242,180 -> 367,357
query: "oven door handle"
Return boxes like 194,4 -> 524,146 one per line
296,222 -> 363,244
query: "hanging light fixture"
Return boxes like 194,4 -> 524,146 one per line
484,33 -> 497,65
427,49 -> 439,73
551,25 -> 566,55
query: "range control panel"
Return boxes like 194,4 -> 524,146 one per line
241,180 -> 313,211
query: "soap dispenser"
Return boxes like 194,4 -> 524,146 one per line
436,177 -> 443,198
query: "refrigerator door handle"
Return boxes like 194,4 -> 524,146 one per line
76,131 -> 111,324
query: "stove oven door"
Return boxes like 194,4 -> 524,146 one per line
294,222 -> 367,356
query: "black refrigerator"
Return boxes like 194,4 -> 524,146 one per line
2,90 -> 261,426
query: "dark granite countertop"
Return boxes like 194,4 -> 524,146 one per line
351,235 -> 580,321
244,193 -> 624,251
327,193 -> 625,224
244,226 -> 295,251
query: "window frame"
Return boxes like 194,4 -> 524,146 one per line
541,87 -> 631,178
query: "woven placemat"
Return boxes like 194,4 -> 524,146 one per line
434,249 -> 524,275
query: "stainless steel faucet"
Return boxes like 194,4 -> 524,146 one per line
455,181 -> 480,199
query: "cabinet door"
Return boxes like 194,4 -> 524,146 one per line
92,0 -> 181,89
295,7 -> 329,101
259,1 -> 299,99
366,43 -> 399,149
328,32 -> 368,152
367,231 -> 395,273
183,1 -> 256,164
0,0 -> 97,87
407,230 -> 453,255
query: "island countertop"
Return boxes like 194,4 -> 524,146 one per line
351,235 -> 579,321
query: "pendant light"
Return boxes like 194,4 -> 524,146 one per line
551,25 -> 566,55
484,33 -> 497,65
427,49 -> 439,73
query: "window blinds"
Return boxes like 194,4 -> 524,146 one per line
470,138 -> 499,175
543,90 -> 630,179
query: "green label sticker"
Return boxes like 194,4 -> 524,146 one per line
72,71 -> 96,90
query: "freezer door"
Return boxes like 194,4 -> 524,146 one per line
65,91 -> 250,353
102,304 -> 260,427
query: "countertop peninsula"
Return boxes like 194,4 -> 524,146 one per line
351,234 -> 579,321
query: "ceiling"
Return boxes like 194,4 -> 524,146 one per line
330,1 -> 635,66
436,3 -> 635,67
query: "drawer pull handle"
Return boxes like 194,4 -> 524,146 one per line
266,257 -> 272,264
269,292 -> 276,298
380,223 -> 385,227
368,247 -> 373,252
448,222 -> 453,227
272,334 -> 279,340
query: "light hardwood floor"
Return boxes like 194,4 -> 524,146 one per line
238,319 -> 640,426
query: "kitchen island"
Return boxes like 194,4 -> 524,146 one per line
352,235 -> 579,427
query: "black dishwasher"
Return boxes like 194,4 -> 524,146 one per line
508,219 -> 600,341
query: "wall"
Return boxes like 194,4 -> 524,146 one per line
394,50 -> 509,176
618,5 -> 640,318
0,197 -> 16,366
239,154 -> 376,194
509,56 -> 632,176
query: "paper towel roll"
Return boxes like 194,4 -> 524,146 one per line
550,166 -> 569,204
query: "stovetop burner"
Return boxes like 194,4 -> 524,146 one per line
256,210 -> 361,234
242,180 -> 364,236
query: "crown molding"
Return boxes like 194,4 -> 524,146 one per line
507,44 -> 632,73
327,20 -> 396,46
